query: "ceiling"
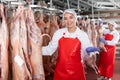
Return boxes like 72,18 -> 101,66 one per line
1,0 -> 120,16
42,0 -> 120,13
1,0 -> 120,12
1,0 -> 120,25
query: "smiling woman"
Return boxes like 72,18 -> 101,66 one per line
97,21 -> 119,80
42,9 -> 98,80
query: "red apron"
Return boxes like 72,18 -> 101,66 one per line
98,34 -> 116,78
53,35 -> 86,80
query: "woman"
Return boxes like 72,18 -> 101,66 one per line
98,21 -> 119,80
42,9 -> 97,80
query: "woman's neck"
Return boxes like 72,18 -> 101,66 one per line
68,26 -> 77,33
110,28 -> 115,31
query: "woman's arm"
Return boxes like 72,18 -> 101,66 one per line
79,31 -> 93,60
42,30 -> 62,56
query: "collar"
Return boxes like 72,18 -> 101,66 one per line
63,27 -> 79,38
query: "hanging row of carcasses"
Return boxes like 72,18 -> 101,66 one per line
0,3 -> 60,80
0,1 -> 63,79
77,16 -> 107,74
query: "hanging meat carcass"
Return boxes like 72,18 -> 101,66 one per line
56,16 -> 63,28
96,19 -> 107,52
10,5 -> 32,80
7,8 -> 17,80
35,11 -> 45,34
46,15 -> 60,78
34,9 -> 54,79
26,7 -> 45,80
35,11 -> 51,46
0,3 -> 9,80
19,6 -> 33,77
85,19 -> 98,74
91,20 -> 98,48
49,15 -> 59,37
90,21 -> 99,73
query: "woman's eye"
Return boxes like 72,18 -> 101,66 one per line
70,16 -> 74,19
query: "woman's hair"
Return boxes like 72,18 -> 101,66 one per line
62,9 -> 77,22
108,21 -> 117,28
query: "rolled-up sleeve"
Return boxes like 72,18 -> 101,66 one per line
79,31 -> 93,60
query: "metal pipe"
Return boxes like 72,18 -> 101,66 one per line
32,0 -> 34,5
67,0 -> 70,9
50,0 -> 52,8
18,0 -> 22,2
50,0 -> 53,22
77,0 -> 80,10
109,0 -> 120,8
92,0 -> 94,19
7,1 -> 10,8
0,0 -> 4,2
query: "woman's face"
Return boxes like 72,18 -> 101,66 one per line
108,23 -> 114,31
63,12 -> 76,28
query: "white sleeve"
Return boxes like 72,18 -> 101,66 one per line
106,31 -> 119,45
80,32 -> 93,60
42,30 -> 60,56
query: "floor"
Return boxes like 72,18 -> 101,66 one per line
112,59 -> 120,80
86,59 -> 120,80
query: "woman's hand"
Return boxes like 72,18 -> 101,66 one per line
85,54 -> 98,74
